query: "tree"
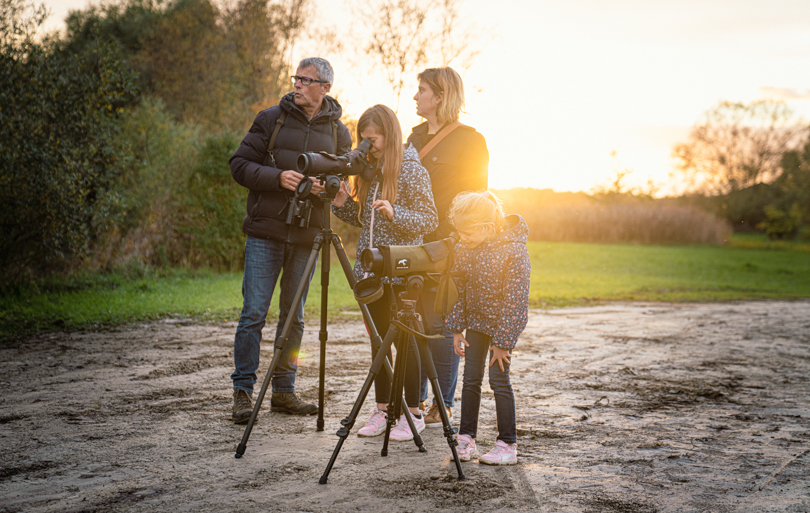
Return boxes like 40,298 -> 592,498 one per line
673,100 -> 809,194
0,0 -> 48,50
436,0 -> 481,70
0,0 -> 137,286
758,137 -> 810,239
361,0 -> 486,111
63,0 -> 312,130
362,0 -> 429,112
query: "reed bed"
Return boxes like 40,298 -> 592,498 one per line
519,202 -> 732,245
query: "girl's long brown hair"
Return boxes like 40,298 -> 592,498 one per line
351,104 -> 403,223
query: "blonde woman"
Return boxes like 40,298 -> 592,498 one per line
408,67 -> 489,427
332,104 -> 438,441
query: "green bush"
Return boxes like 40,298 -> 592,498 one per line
0,1 -> 137,287
758,204 -> 803,240
180,131 -> 247,270
93,97 -> 200,268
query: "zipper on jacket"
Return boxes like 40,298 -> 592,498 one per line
303,124 -> 311,151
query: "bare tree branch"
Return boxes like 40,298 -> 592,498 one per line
673,101 -> 809,194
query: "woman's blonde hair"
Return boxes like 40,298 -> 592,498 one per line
447,190 -> 506,232
417,67 -> 465,125
351,104 -> 403,222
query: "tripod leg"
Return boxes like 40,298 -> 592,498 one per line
319,324 -> 397,484
317,235 -> 331,432
415,326 -> 466,480
331,234 -> 411,424
235,235 -> 323,459
381,326 -> 426,455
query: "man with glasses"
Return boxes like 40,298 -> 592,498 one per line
229,57 -> 352,422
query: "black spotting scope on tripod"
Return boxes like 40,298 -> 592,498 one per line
319,238 -> 466,483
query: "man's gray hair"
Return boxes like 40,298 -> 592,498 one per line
298,57 -> 333,84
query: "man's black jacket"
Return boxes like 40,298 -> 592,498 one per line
230,92 -> 353,246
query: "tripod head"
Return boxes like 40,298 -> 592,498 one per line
398,274 -> 425,306
294,173 -> 343,202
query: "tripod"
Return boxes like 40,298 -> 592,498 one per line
235,177 -> 418,458
319,275 -> 466,483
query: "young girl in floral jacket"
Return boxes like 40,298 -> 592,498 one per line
332,104 -> 438,441
445,190 -> 531,465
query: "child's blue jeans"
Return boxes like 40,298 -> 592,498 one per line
459,330 -> 517,444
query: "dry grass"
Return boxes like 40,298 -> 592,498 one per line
523,203 -> 732,245
494,189 -> 732,245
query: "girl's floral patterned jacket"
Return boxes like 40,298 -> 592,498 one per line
332,143 -> 438,282
445,214 -> 531,351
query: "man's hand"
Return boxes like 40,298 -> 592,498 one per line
454,333 -> 468,357
371,199 -> 394,220
489,346 -> 511,372
280,170 -> 324,195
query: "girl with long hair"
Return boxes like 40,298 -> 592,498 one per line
332,104 -> 438,440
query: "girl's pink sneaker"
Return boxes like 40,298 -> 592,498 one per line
456,434 -> 476,461
357,409 -> 387,437
479,440 -> 517,465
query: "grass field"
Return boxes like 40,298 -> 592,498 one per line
2,237 -> 809,339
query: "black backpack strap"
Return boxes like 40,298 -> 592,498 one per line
268,111 -> 287,155
331,119 -> 338,154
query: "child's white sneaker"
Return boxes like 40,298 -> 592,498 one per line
389,412 -> 425,441
479,440 -> 517,465
357,408 -> 387,437
456,434 -> 476,461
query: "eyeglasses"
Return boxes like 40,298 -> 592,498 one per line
291,75 -> 328,86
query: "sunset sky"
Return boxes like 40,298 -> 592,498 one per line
42,0 -> 810,195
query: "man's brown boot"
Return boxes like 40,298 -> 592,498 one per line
270,392 -> 318,415
232,390 -> 253,424
424,402 -> 453,427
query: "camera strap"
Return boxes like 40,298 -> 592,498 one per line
363,181 -> 382,280
418,120 -> 462,160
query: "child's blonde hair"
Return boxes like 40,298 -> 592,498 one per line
447,190 -> 506,232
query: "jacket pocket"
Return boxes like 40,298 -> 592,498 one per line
251,193 -> 262,219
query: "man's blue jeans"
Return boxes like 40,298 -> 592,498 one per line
231,236 -> 316,394
419,284 -> 460,408
459,330 -> 517,444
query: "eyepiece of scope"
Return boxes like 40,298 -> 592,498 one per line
356,139 -> 372,154
296,153 -> 313,174
360,248 -> 384,273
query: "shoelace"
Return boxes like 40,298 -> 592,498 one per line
490,444 -> 509,455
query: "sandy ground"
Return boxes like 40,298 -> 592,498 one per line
1,301 -> 809,512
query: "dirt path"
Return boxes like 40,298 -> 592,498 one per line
1,301 -> 809,512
